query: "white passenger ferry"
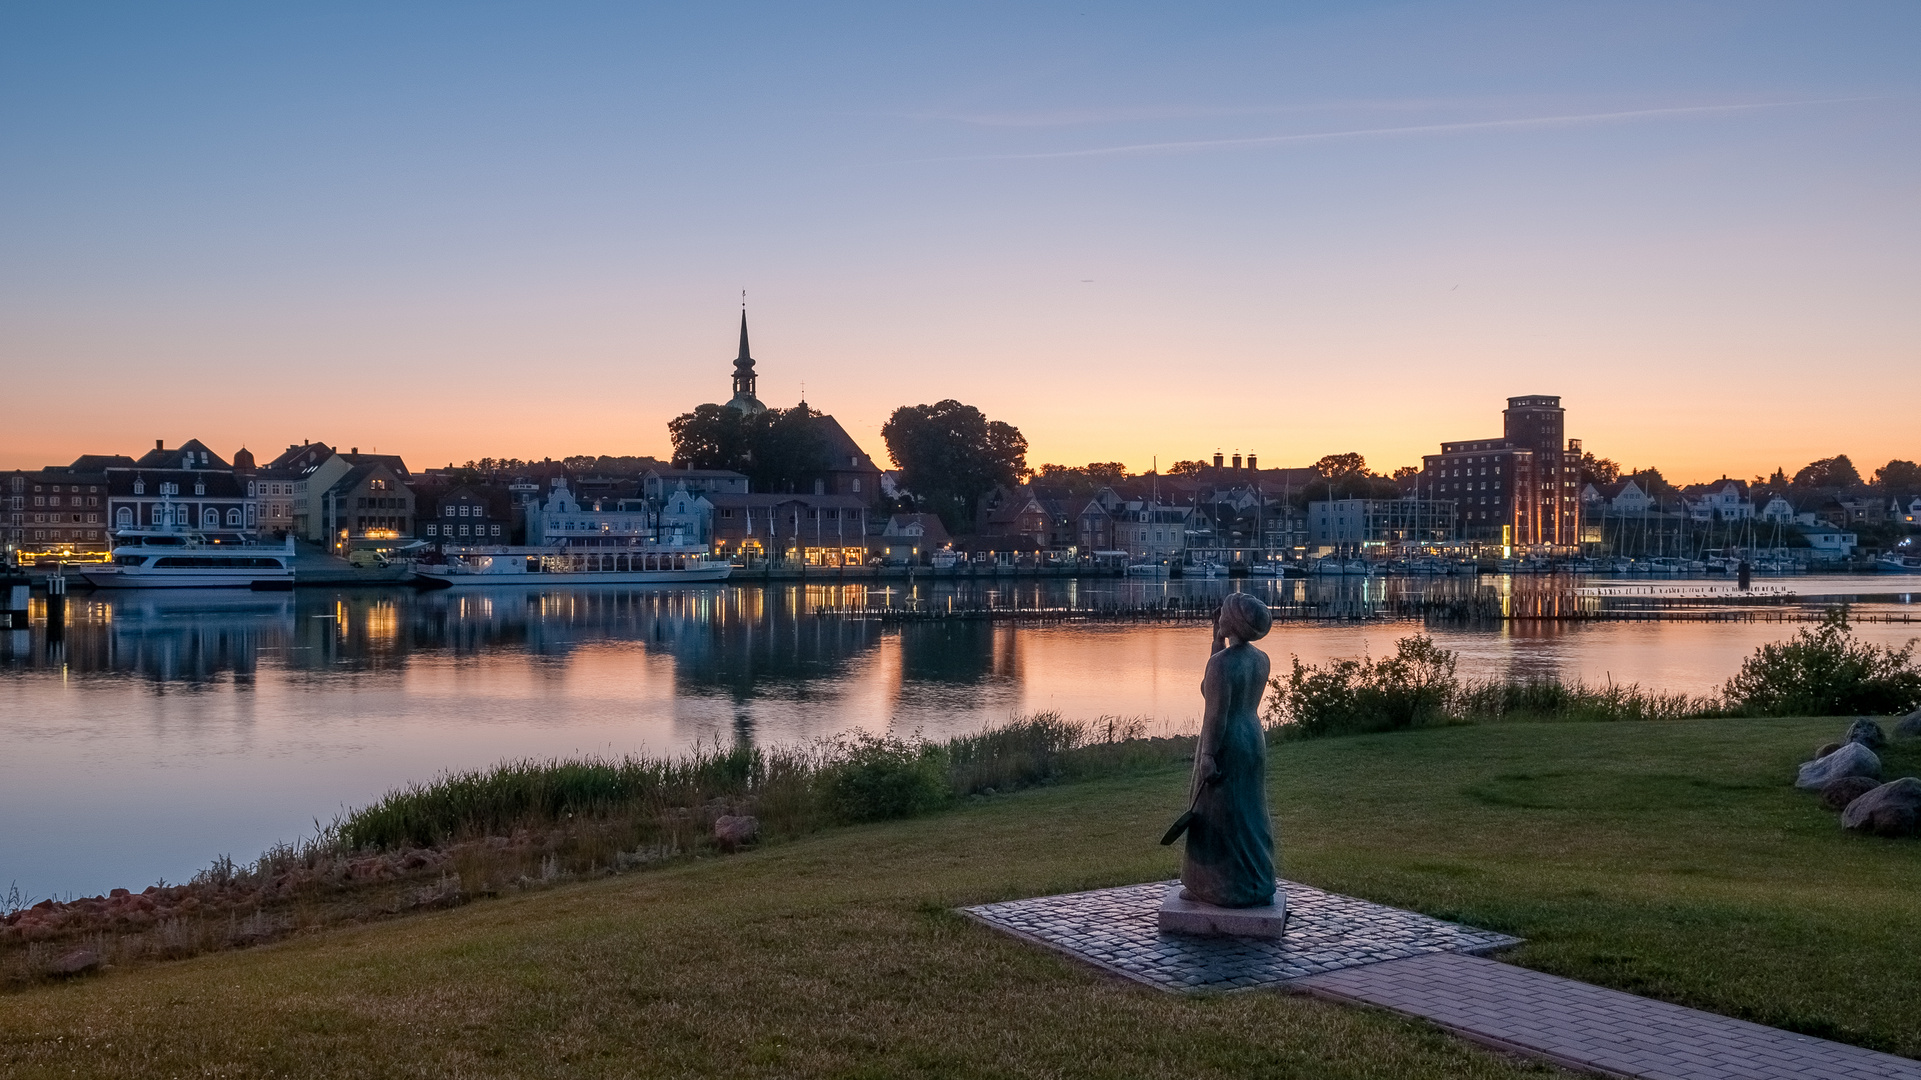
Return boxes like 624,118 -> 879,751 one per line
82,529 -> 297,589
412,547 -> 733,587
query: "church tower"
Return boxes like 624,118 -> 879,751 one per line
727,312 -> 766,415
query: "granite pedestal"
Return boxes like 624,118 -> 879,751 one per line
1157,883 -> 1288,938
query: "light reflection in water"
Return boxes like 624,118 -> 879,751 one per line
1,576 -> 1916,899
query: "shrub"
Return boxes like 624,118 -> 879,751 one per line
1265,635 -> 1459,737
1724,607 -> 1921,717
1267,634 -> 1720,738
822,732 -> 951,823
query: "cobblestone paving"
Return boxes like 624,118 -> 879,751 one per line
1295,952 -> 1921,1080
960,879 -> 1519,993
965,881 -> 1921,1079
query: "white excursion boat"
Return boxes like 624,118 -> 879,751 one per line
412,547 -> 734,587
82,529 -> 296,589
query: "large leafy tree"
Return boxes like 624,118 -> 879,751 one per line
881,400 -> 1028,532
1872,459 -> 1921,495
1793,454 -> 1862,490
1313,452 -> 1368,478
1033,462 -> 1130,497
667,404 -> 830,494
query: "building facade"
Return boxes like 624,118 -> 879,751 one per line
1420,395 -> 1580,548
1307,498 -> 1458,549
318,461 -> 415,552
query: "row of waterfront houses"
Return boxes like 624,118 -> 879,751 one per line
7,375 -> 1915,564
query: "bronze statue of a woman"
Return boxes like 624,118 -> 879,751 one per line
1178,592 -> 1276,908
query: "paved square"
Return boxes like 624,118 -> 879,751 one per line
960,878 -> 1520,993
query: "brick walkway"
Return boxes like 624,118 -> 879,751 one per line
1295,952 -> 1921,1080
964,881 -> 1921,1080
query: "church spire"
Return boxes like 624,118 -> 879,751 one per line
726,308 -> 766,415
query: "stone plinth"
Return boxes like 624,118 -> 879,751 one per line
1157,883 -> 1288,939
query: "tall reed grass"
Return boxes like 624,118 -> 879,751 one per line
336,712 -> 1184,853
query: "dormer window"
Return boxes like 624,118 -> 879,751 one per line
194,482 -> 205,495
133,480 -> 145,495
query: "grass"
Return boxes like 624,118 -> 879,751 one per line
2,715 -> 1917,1077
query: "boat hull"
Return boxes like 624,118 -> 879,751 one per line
82,569 -> 294,589
416,566 -> 734,586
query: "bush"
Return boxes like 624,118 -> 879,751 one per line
822,733 -> 951,823
1267,634 -> 1719,738
1724,607 -> 1921,717
1266,635 -> 1458,737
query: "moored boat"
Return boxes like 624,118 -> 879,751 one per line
413,547 -> 733,586
82,529 -> 296,589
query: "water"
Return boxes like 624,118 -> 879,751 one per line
3,575 -> 1918,900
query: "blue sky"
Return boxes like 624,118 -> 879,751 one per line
3,2 -> 1916,478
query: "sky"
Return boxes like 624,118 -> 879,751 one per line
2,1 -> 1917,482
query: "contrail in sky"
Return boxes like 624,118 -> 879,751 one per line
890,99 -> 1869,164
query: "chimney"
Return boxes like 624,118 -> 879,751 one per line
155,439 -> 164,450
1248,453 -> 1258,471
1232,453 -> 1242,471
351,447 -> 359,455
1213,451 -> 1224,469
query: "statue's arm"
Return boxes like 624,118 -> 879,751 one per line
1196,653 -> 1226,781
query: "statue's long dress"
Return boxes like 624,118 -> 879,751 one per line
1180,642 -> 1276,908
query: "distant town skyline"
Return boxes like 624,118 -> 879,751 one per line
3,3 -> 1917,479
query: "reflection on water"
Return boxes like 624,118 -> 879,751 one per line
3,577 -> 1917,900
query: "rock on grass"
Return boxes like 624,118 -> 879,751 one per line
1840,777 -> 1921,838
1795,742 -> 1880,790
1845,717 -> 1888,750
1819,775 -> 1881,811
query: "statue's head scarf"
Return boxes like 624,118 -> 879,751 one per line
1218,592 -> 1272,643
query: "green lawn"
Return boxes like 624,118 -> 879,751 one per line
2,715 -> 1914,1078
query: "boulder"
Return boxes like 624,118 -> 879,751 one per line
1895,709 -> 1921,739
712,814 -> 759,852
1795,742 -> 1880,790
1813,742 -> 1842,760
50,947 -> 101,976
1840,777 -> 1921,838
1819,775 -> 1881,811
1844,717 -> 1888,750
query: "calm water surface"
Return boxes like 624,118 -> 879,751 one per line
4,575 -> 1918,899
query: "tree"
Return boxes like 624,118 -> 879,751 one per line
1313,453 -> 1367,478
1168,460 -> 1207,478
880,400 -> 1028,533
1872,459 -> 1921,495
667,404 -> 830,494
1575,451 -> 1620,485
1033,462 -> 1131,497
1390,465 -> 1418,481
1793,455 -> 1862,490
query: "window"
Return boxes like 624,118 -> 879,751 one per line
426,524 -> 437,535
116,507 -> 132,527
491,525 -> 501,536
228,509 -> 242,526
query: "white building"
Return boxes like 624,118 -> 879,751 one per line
1682,480 -> 1754,522
528,478 -> 672,549
1759,496 -> 1797,523
1794,524 -> 1857,558
656,484 -> 715,548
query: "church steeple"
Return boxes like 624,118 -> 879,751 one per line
726,310 -> 766,415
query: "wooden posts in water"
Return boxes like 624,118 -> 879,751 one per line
1,568 -> 28,630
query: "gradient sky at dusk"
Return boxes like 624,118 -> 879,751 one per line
3,2 -> 1917,481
